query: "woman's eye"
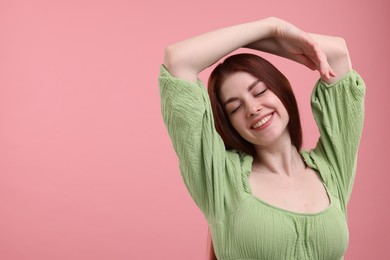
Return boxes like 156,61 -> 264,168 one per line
231,106 -> 240,114
255,89 -> 268,96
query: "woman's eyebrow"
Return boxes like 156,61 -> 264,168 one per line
223,79 -> 261,107
246,79 -> 262,92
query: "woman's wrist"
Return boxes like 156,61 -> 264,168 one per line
255,17 -> 279,38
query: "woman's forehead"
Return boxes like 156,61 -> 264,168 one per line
219,72 -> 264,98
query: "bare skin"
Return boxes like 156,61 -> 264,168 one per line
249,151 -> 330,213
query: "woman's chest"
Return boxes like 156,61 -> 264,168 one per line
220,197 -> 349,260
248,167 -> 330,214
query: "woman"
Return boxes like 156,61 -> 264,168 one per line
159,17 -> 365,260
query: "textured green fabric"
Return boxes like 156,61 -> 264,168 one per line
159,65 -> 365,260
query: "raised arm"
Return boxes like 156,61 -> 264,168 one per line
164,17 -> 335,82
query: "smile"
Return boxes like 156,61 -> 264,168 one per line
252,113 -> 273,129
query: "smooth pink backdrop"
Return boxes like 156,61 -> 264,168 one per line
0,0 -> 389,259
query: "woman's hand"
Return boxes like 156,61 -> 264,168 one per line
246,18 -> 336,80
274,19 -> 336,79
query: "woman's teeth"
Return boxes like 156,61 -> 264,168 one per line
253,114 -> 272,129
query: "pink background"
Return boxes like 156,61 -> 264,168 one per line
0,0 -> 389,259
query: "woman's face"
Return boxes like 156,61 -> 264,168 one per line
219,71 -> 290,147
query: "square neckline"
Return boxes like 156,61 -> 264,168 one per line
241,150 -> 334,217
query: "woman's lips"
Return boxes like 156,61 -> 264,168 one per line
251,112 -> 274,130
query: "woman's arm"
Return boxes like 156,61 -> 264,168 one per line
164,17 -> 334,82
164,18 -> 275,82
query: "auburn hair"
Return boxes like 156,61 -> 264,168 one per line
206,53 -> 303,260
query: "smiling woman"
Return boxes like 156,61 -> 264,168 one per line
159,17 -> 365,260
208,53 -> 301,157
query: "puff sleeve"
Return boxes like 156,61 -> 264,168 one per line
303,70 -> 366,213
159,65 -> 242,222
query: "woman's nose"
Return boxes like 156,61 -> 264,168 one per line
246,103 -> 261,118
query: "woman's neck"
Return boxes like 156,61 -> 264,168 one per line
252,134 -> 305,178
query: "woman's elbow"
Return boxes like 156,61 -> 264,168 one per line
163,44 -> 198,81
336,37 -> 350,58
163,44 -> 178,72
163,45 -> 189,76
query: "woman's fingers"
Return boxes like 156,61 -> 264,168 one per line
292,54 -> 317,70
321,52 -> 336,80
305,40 -> 335,80
329,67 -> 336,77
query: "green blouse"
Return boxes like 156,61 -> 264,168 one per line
159,65 -> 365,260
